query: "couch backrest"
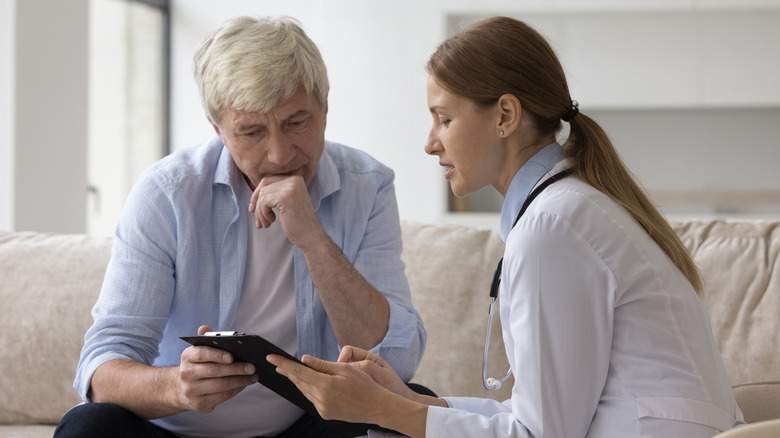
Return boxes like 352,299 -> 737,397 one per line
400,220 -> 512,401
0,231 -> 111,425
671,220 -> 780,386
2,219 -> 778,425
671,220 -> 780,423
403,219 -> 780,423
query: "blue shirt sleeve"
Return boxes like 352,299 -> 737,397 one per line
74,164 -> 179,401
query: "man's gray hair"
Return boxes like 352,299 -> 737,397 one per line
193,16 -> 329,125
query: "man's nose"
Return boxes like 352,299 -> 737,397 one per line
266,130 -> 295,165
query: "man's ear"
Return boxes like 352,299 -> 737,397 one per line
210,117 -> 228,145
496,94 -> 522,137
322,97 -> 329,130
210,118 -> 222,136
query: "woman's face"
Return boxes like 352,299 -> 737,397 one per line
425,76 -> 505,198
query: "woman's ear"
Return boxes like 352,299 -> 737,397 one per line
496,94 -> 522,137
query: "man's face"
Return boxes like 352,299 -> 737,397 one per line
212,86 -> 327,189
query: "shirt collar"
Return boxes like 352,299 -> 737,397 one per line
307,144 -> 339,210
214,138 -> 244,191
500,142 -> 566,242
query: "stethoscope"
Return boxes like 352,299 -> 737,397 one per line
482,168 -> 572,390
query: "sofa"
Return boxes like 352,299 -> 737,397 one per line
0,219 -> 778,437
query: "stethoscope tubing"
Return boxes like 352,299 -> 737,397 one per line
481,168 -> 573,391
483,295 -> 512,390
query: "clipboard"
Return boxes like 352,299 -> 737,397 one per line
180,331 -> 394,437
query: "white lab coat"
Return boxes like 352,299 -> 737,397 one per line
425,172 -> 743,437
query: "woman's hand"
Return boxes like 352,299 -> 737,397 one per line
336,346 -> 418,401
268,347 -> 443,437
267,352 -> 394,425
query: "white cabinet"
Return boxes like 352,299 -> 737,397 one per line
455,8 -> 780,109
447,6 -> 780,225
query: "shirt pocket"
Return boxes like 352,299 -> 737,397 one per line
635,396 -> 741,435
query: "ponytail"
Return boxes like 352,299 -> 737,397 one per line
564,113 -> 703,294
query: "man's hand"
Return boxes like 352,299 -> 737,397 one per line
248,175 -> 326,252
89,325 -> 259,419
176,325 -> 259,414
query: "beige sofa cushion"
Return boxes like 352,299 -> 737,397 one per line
671,221 -> 780,389
0,424 -> 58,438
0,231 -> 111,425
401,220 -> 511,401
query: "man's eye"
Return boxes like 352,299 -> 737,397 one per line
439,119 -> 451,127
287,119 -> 309,131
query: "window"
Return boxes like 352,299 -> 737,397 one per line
87,0 -> 169,236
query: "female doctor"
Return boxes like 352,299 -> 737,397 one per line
268,16 -> 744,437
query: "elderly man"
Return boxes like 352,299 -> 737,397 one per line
55,16 -> 425,438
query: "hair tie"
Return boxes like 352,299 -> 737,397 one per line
561,100 -> 579,122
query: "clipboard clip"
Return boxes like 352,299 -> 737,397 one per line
204,331 -> 245,337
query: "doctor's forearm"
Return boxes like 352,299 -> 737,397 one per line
374,394 -> 439,438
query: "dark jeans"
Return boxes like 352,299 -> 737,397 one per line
55,403 -> 351,438
54,383 -> 436,438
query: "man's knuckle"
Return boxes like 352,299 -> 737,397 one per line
187,346 -> 207,362
180,383 -> 196,398
192,400 -> 214,414
205,363 -> 220,377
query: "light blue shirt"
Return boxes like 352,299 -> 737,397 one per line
75,137 -> 426,405
500,142 -> 566,243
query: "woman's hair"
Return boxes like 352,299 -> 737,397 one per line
193,16 -> 329,125
427,16 -> 702,294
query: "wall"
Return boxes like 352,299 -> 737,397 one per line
169,0 -> 780,228
0,0 -> 14,231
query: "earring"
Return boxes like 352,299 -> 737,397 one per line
499,130 -> 504,136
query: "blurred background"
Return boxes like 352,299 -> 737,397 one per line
3,0 -> 780,236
